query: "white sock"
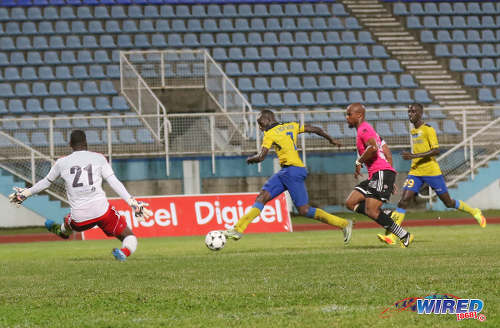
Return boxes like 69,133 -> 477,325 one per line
122,235 -> 138,255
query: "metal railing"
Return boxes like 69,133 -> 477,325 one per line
120,49 -> 253,139
1,107 -> 498,181
437,116 -> 500,187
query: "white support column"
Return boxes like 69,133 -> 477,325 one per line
273,157 -> 280,173
183,160 -> 200,195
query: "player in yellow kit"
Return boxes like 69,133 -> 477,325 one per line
377,103 -> 486,245
224,110 -> 354,244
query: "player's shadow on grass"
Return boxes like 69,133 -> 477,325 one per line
346,245 -> 391,250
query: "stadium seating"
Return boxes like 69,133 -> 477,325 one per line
0,1 -> 424,122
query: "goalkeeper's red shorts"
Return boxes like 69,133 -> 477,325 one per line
64,206 -> 127,237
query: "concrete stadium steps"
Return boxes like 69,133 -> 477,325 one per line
0,168 -> 68,222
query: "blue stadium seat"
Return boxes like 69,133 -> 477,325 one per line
481,73 -> 496,87
386,60 -> 403,72
43,98 -> 60,113
73,66 -> 89,79
464,73 -> 480,87
415,90 -> 432,103
250,93 -> 266,107
78,97 -> 95,112
284,92 -> 300,107
106,65 -> 120,78
26,99 -> 43,114
119,129 -> 136,144
8,99 -> 24,114
376,122 -> 394,137
321,61 -> 336,74
327,123 -> 343,138
5,67 -> 20,81
382,74 -> 399,88
332,3 -> 348,16
302,76 -> 318,90
268,92 -> 284,107
396,90 -> 413,103
401,74 -> 418,88
66,81 -> 82,96
335,76 -> 350,89
13,132 -> 30,145
318,76 -> 333,89
392,121 -> 408,136
94,96 -> 111,111
353,61 -> 369,74
112,96 -> 129,111
15,83 -> 31,97
348,91 -> 363,103
351,75 -> 366,89
366,75 -> 382,89
49,82 -> 65,96
478,88 -> 495,102
265,77 -> 282,91
284,76 -> 299,90
426,121 -> 442,134
449,58 -> 465,71
366,90 -> 382,104
316,92 -> 332,106
260,47 -> 275,60
151,34 -> 167,47
137,128 -> 154,144
59,98 -> 77,113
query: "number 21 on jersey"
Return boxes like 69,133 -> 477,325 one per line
70,164 -> 93,187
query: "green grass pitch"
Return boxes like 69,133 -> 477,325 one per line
0,225 -> 498,328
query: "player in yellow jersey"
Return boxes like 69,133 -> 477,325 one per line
223,110 -> 354,245
377,103 -> 487,245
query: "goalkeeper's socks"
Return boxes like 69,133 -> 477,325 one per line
234,202 -> 264,233
120,248 -> 131,257
455,200 -> 475,216
313,208 -> 348,229
122,235 -> 137,257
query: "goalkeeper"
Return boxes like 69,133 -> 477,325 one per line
9,130 -> 152,262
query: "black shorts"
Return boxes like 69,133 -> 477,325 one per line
355,170 -> 396,202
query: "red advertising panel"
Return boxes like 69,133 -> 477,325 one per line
82,192 -> 292,240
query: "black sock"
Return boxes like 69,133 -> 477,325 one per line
375,211 -> 408,239
354,201 -> 366,215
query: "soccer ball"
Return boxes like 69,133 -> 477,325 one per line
205,230 -> 226,251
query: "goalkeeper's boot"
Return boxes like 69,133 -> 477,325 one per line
399,233 -> 414,248
45,219 -> 70,239
112,248 -> 127,262
472,208 -> 486,228
223,229 -> 242,241
342,219 -> 354,245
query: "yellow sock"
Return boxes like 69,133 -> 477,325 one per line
391,211 -> 406,226
234,207 -> 261,233
457,200 -> 475,216
314,208 -> 348,229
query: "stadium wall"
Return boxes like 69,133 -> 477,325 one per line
432,156 -> 500,210
0,194 -> 45,227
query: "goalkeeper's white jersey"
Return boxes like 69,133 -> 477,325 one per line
47,151 -> 114,222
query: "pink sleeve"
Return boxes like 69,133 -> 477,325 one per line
359,125 -> 375,146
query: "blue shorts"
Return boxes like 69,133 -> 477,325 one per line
262,166 -> 309,207
403,175 -> 448,195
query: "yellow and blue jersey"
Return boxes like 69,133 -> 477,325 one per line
261,122 -> 305,167
409,123 -> 442,176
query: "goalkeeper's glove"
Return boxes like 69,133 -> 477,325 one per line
127,198 -> 153,222
8,187 -> 32,207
